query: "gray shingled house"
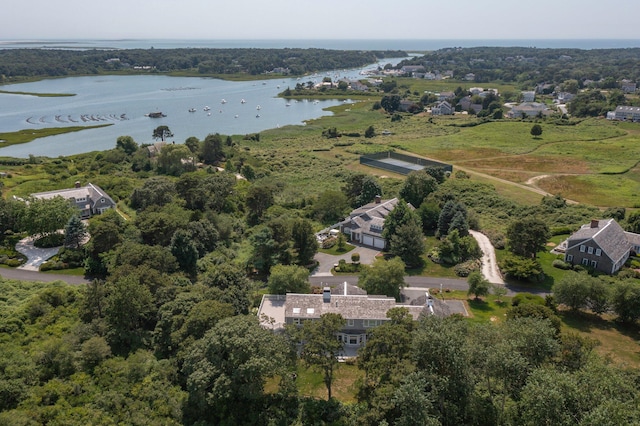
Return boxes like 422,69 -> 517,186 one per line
340,197 -> 413,250
564,219 -> 640,274
257,282 -> 452,350
31,182 -> 116,219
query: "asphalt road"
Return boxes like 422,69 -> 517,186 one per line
0,267 -> 90,285
310,275 -> 549,297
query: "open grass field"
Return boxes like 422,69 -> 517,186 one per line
243,100 -> 640,208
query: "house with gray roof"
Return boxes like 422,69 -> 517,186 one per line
431,101 -> 454,116
339,197 -> 410,249
564,219 -> 640,274
31,182 -> 116,219
507,102 -> 551,118
257,282 -> 452,349
613,106 -> 640,122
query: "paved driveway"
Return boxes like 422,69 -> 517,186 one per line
15,236 -> 61,272
312,243 -> 381,277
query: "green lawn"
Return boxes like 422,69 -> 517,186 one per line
318,243 -> 356,256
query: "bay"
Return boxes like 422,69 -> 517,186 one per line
2,38 -> 639,51
0,57 -> 404,158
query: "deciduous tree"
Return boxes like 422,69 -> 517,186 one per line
297,313 -> 346,400
506,217 -> 550,259
268,264 -> 311,294
183,316 -> 294,424
359,257 -> 405,301
467,271 -> 490,300
399,170 -> 438,208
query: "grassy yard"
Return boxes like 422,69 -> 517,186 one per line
318,243 -> 356,256
559,310 -> 640,367
295,362 -> 362,403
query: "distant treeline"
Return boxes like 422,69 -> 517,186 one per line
0,48 -> 407,81
396,46 -> 640,88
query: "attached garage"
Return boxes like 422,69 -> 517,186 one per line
373,237 -> 386,249
362,234 -> 386,249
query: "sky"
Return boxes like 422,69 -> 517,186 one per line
2,0 -> 639,41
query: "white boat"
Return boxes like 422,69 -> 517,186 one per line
207,112 -> 212,116
256,105 -> 261,110
188,108 -> 196,112
240,99 -> 246,104
234,114 -> 239,118
256,114 -> 260,118
285,103 -> 291,107
203,106 -> 211,111
221,99 -> 227,104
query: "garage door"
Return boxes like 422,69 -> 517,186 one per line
373,237 -> 386,249
362,235 -> 374,247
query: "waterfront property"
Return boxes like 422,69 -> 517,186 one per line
31,182 -> 116,218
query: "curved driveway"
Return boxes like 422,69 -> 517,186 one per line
469,230 -> 504,284
312,244 -> 381,277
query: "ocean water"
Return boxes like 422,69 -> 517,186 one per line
1,38 -> 639,51
0,58 -> 405,158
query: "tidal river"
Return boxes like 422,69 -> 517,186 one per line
0,58 -> 403,158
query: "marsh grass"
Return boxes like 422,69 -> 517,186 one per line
0,90 -> 75,97
0,125 -> 111,147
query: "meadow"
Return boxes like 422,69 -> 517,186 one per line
243,98 -> 640,208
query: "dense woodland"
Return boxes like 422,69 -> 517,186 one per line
397,46 -> 640,88
0,48 -> 406,81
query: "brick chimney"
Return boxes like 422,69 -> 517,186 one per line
74,181 -> 81,188
374,195 -> 381,204
590,219 -> 599,228
322,287 -> 331,303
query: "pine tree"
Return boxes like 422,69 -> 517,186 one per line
64,215 -> 87,249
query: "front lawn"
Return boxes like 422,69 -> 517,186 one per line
318,243 -> 355,256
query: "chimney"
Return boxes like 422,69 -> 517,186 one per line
374,195 -> 381,204
322,287 -> 331,303
590,219 -> 599,228
74,181 -> 81,188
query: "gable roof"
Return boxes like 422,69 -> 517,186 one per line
343,198 -> 402,236
567,219 -> 631,264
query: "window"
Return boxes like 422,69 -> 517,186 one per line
580,245 -> 586,252
581,258 -> 589,266
293,318 -> 302,325
587,247 -> 594,254
292,308 -> 301,314
566,254 -> 573,262
306,308 -> 314,314
363,320 -> 380,328
348,336 -> 359,345
347,319 -> 354,327
595,248 -> 602,256
591,260 -> 598,268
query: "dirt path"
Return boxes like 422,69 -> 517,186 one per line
469,230 -> 504,285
